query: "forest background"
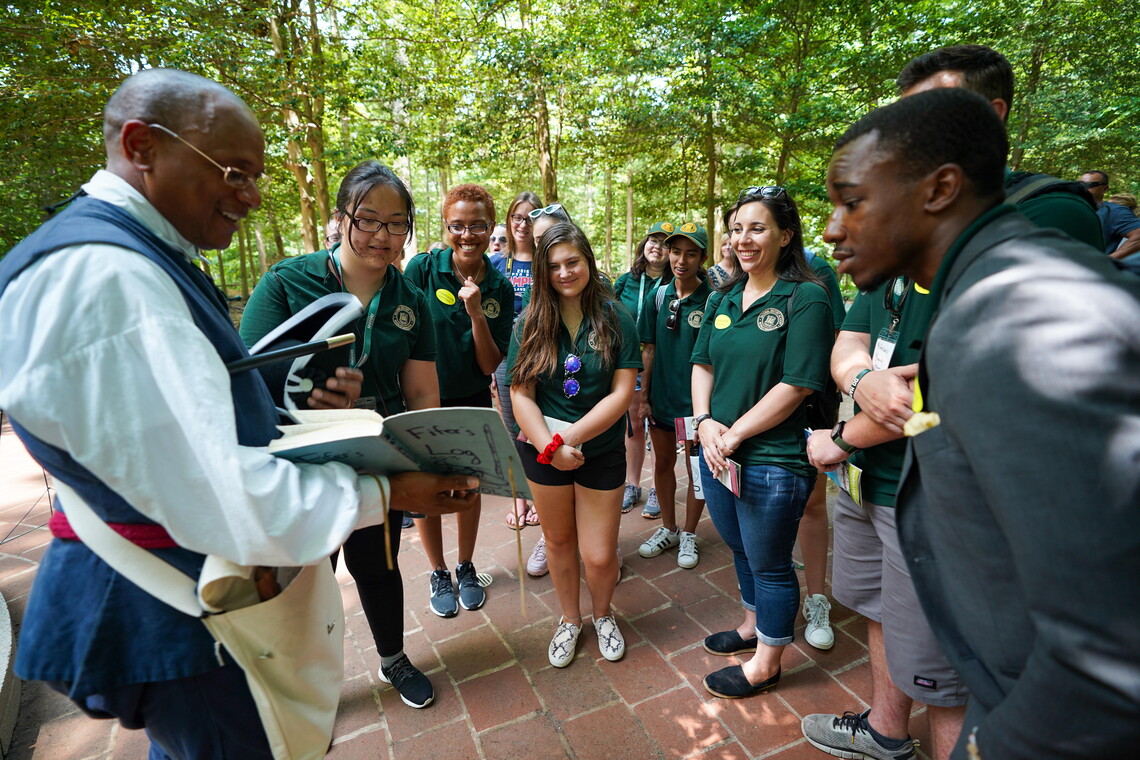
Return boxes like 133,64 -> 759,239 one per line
2,0 -> 1136,297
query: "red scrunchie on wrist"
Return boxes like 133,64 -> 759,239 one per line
536,433 -> 564,465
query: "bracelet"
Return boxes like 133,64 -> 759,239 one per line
848,368 -> 871,398
536,433 -> 564,465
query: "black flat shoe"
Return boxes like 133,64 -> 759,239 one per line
703,630 -> 759,656
703,665 -> 781,699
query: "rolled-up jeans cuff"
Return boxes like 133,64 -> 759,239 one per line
756,629 -> 793,647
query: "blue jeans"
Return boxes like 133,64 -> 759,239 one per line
700,458 -> 812,646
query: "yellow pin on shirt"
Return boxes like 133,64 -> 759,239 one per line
714,314 -> 732,329
436,289 -> 457,306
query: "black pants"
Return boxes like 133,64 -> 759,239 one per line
332,510 -> 405,656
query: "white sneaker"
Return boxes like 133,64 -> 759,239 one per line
677,531 -> 699,569
803,593 -> 835,650
594,614 -> 626,661
527,535 -> 549,577
548,617 -> 582,668
638,526 -> 680,558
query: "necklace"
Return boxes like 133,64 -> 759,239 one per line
453,254 -> 485,283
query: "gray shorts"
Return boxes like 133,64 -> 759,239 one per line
832,490 -> 968,707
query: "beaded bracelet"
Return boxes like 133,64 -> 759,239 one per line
536,433 -> 565,464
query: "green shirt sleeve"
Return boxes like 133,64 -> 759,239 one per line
689,291 -> 724,365
1020,191 -> 1105,251
409,286 -> 438,362
638,287 -> 660,344
238,269 -> 290,347
403,254 -> 427,289
841,290 -> 873,334
781,283 -> 833,392
616,305 -> 644,370
811,256 -> 846,330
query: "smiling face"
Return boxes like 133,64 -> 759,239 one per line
644,233 -> 668,268
547,242 -> 590,303
144,97 -> 264,250
489,223 -> 508,253
825,132 -> 925,290
444,199 -> 492,262
509,202 -> 536,248
668,237 -> 705,285
339,182 -> 409,274
728,201 -> 791,278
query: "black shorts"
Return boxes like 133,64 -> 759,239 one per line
441,387 -> 493,409
517,440 -> 626,490
648,415 -> 674,433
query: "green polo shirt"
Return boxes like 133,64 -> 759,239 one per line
613,270 -> 667,325
809,253 -> 847,330
505,304 -> 642,457
239,247 -> 436,415
639,278 -> 711,424
404,248 -> 515,400
841,280 -> 935,506
1006,168 -> 1104,250
690,278 -> 833,475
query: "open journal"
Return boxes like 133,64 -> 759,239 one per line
268,407 -> 533,500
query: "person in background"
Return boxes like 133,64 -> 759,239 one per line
492,191 -> 542,531
324,217 -> 341,247
636,223 -> 710,569
489,223 -> 508,254
612,222 -> 671,516
708,234 -> 736,290
1080,169 -> 1140,258
240,160 -> 439,709
507,221 -> 641,668
691,185 -> 833,699
1107,192 -> 1137,213
404,184 -> 515,618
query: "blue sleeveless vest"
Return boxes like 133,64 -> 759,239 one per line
1,196 -> 281,697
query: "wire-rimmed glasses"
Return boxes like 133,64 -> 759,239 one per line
148,123 -> 267,191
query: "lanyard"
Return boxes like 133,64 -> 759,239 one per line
882,275 -> 910,332
328,249 -> 383,369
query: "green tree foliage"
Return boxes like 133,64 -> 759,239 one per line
2,0 -> 1134,284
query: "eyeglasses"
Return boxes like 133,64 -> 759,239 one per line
1081,180 -> 1107,188
528,203 -> 566,220
562,353 -> 582,398
350,217 -> 411,235
490,235 -> 508,243
446,223 -> 490,235
665,298 -> 681,331
510,214 -> 533,225
739,185 -> 787,202
148,123 -> 266,191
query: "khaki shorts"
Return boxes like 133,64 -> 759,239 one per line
832,490 -> 968,707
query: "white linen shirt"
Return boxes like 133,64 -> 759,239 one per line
0,170 -> 387,566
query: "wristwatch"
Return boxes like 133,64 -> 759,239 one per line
692,414 -> 712,431
830,420 -> 860,454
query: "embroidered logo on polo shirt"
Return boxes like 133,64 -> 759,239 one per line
393,305 -> 416,331
688,310 -> 704,328
714,314 -> 732,329
436,289 -> 457,306
587,331 -> 599,350
756,308 -> 785,331
482,298 -> 501,318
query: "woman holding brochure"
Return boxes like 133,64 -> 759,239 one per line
240,160 -> 439,710
689,186 -> 833,699
507,222 -> 641,668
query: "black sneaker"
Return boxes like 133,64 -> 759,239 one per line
378,654 -> 434,709
429,569 -> 458,617
455,561 -> 486,610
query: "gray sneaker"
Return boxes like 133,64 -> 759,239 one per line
803,593 -> 835,650
638,526 -> 679,557
429,569 -> 457,618
455,561 -> 486,610
621,484 -> 642,513
641,487 -> 661,518
801,709 -> 918,760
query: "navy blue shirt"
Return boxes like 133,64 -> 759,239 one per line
1098,202 -> 1140,254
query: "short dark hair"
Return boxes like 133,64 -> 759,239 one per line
1083,169 -> 1110,184
835,87 -> 1008,200
896,45 -> 1014,119
719,187 -> 820,292
335,160 -> 416,237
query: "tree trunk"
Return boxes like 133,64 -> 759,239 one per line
703,106 -> 717,242
1010,40 -> 1046,171
305,0 -> 331,228
535,80 -> 558,202
238,220 -> 250,299
254,220 -> 269,276
267,206 -> 286,263
604,170 -> 613,274
216,251 -> 228,295
625,175 -> 634,270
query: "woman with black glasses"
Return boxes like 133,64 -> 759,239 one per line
507,222 -> 641,668
404,184 -> 515,619
690,186 -> 833,699
491,192 -> 542,530
240,160 -> 439,709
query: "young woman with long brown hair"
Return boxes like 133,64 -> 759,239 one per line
507,222 -> 641,668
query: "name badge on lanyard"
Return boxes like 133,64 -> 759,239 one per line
872,276 -> 908,371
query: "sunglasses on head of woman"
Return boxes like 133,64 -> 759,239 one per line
738,186 -> 787,202
528,203 -> 567,220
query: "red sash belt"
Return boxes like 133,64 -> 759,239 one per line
49,511 -> 179,549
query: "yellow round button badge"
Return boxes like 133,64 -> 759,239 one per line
714,314 -> 732,329
436,288 -> 457,306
